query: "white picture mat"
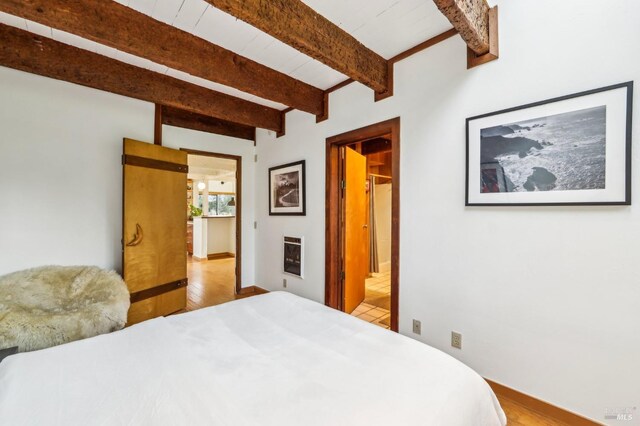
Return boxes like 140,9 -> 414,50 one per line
467,87 -> 629,204
270,163 -> 304,213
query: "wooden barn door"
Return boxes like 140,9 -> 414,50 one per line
123,138 -> 188,325
342,146 -> 368,313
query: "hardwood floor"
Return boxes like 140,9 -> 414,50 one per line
186,256 -> 235,310
497,394 -> 571,425
489,379 -> 599,425
184,256 -> 264,311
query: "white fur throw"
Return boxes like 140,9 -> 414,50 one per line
0,266 -> 130,352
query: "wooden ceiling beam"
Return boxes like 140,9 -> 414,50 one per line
432,0 -> 496,55
204,0 -> 390,95
0,24 -> 282,132
162,106 -> 256,142
466,6 -> 498,69
0,0 -> 325,116
154,104 -> 163,145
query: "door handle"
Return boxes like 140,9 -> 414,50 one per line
363,224 -> 368,229
126,223 -> 143,246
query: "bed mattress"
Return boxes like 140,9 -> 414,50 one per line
0,291 -> 506,425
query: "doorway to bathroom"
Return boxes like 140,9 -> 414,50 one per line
325,118 -> 400,332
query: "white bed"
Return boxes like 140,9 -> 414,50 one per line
0,292 -> 506,425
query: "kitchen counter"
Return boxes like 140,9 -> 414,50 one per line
191,216 -> 235,260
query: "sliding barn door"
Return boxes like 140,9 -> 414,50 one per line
343,147 -> 368,314
123,139 -> 188,325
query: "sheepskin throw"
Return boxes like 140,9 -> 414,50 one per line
0,266 -> 130,352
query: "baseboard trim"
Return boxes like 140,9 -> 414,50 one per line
207,252 -> 235,260
485,379 -> 602,425
237,285 -> 269,296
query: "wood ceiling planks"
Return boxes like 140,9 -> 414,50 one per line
0,23 -> 282,132
0,0 -> 325,116
0,0 -> 498,134
203,0 -> 391,95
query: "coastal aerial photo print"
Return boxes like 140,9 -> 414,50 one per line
479,105 -> 607,193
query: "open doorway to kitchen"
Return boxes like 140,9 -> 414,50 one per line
325,118 -> 400,332
182,148 -> 241,311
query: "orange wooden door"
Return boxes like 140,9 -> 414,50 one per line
343,146 -> 368,314
123,139 -> 188,325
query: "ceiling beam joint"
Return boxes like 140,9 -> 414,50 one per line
433,0 -> 499,67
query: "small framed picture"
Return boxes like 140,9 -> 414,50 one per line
466,82 -> 633,206
269,160 -> 306,215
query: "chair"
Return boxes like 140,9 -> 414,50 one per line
0,265 -> 130,352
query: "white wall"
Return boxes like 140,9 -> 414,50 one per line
255,0 -> 640,422
0,66 -> 153,274
0,67 -> 256,287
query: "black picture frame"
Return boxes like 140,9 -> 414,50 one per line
269,160 -> 306,215
466,82 -> 633,206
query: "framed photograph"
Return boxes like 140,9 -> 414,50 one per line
466,82 -> 633,206
269,160 -> 306,215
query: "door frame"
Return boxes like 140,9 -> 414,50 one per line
325,117 -> 400,332
180,148 -> 242,295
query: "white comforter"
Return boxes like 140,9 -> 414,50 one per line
0,292 -> 506,426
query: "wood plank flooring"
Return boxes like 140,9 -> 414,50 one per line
186,256 -> 236,310
496,394 -> 572,425
183,256 -> 263,311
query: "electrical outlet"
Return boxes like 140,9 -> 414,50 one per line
451,331 -> 462,349
282,278 -> 287,288
412,319 -> 421,335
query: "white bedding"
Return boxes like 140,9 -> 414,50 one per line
0,292 -> 506,425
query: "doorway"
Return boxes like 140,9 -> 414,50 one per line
181,148 -> 242,310
325,118 -> 400,332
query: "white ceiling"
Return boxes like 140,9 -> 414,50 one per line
187,154 -> 236,180
0,0 -> 452,111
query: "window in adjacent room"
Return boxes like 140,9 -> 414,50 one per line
198,193 -> 236,216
